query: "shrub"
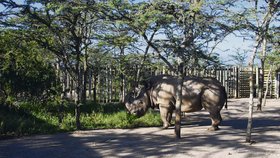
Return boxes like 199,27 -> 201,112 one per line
0,102 -> 162,139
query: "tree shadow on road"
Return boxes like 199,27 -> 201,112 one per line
0,99 -> 279,158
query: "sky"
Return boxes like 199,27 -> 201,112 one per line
215,33 -> 254,65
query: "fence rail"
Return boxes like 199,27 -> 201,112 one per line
58,66 -> 279,103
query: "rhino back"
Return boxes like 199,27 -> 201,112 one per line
150,79 -> 177,106
149,76 -> 204,111
148,75 -> 224,112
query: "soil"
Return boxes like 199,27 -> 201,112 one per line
0,98 -> 279,158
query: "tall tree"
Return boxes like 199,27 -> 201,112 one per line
102,0 -> 237,138
0,30 -> 57,105
1,0 -> 100,129
104,0 -> 236,72
236,0 -> 280,143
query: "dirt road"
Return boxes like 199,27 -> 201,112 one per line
0,99 -> 279,158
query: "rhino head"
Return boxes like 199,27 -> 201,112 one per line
124,87 -> 150,117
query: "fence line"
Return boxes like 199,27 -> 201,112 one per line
57,66 -> 279,103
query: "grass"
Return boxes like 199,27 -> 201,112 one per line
0,101 -> 162,139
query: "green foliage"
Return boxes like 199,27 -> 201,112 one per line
0,101 -> 162,139
0,104 -> 60,138
0,30 -> 58,104
266,51 -> 280,69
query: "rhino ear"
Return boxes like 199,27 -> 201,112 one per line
142,80 -> 151,90
124,92 -> 134,104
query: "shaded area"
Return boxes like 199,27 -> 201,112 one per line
0,102 -> 162,139
0,133 -> 101,158
0,99 -> 279,158
0,124 -> 279,158
0,105 -> 60,139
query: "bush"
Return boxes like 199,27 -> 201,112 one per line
0,104 -> 60,138
0,101 -> 162,139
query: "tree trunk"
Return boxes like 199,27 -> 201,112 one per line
82,60 -> 88,103
246,36 -> 261,143
75,80 -> 82,130
93,72 -> 98,102
121,75 -> 126,103
257,37 -> 267,111
75,102 -> 81,130
56,61 -> 64,126
257,66 -> 264,111
246,69 -> 255,143
175,61 -> 184,139
109,67 -> 113,102
119,46 -> 126,103
88,69 -> 92,100
75,53 -> 82,130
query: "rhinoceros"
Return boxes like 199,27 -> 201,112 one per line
125,75 -> 227,131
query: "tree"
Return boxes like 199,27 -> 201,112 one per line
102,0 -> 238,138
1,0 -> 101,129
96,20 -> 138,102
0,30 -> 57,105
235,0 -> 280,143
262,28 -> 280,104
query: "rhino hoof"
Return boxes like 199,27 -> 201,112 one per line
162,124 -> 169,129
207,126 -> 219,131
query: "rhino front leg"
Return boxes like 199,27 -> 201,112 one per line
159,105 -> 170,129
167,106 -> 174,125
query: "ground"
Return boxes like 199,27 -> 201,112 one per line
0,99 -> 279,158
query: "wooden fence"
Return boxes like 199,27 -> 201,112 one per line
59,66 -> 279,103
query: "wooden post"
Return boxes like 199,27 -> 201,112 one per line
256,67 -> 259,98
70,76 -> 73,100
105,66 -> 108,103
175,59 -> 183,139
234,67 -> 239,98
88,69 -> 92,100
97,72 -> 101,103
262,64 -> 274,106
276,72 -> 280,99
109,67 -> 112,102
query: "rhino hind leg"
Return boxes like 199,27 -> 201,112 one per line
159,106 -> 171,129
208,112 -> 222,131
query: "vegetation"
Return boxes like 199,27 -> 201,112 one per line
0,101 -> 162,139
0,0 -> 279,141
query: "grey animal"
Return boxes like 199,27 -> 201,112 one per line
125,75 -> 227,131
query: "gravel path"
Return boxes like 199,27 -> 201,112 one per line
0,99 -> 279,158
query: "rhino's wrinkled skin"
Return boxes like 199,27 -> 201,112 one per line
125,75 -> 227,131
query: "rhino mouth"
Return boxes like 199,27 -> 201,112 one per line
124,93 -> 149,117
129,107 -> 146,117
125,101 -> 145,117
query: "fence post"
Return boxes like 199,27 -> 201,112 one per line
234,67 -> 239,98
276,72 -> 280,99
88,69 -> 92,100
256,67 -> 259,98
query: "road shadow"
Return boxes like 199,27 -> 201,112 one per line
0,99 -> 279,158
